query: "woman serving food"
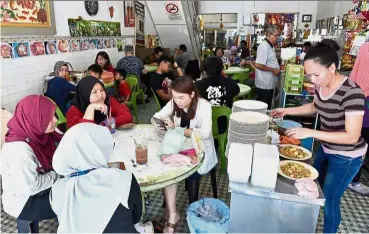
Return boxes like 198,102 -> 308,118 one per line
271,39 -> 366,233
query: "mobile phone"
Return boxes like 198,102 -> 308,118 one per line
152,117 -> 167,131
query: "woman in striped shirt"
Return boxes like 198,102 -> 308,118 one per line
271,40 -> 366,233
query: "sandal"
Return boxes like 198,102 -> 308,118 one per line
163,219 -> 180,234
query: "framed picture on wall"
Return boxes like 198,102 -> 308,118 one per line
302,14 -> 312,23
1,1 -> 56,35
1,1 -> 51,27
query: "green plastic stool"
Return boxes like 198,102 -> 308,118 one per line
211,106 -> 232,173
151,88 -> 162,112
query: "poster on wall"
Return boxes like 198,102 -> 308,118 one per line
0,1 -> 51,27
164,2 -> 182,20
135,1 -> 145,47
124,1 -> 135,27
68,19 -> 121,37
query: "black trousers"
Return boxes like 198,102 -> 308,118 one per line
352,128 -> 369,183
256,88 -> 274,109
18,189 -> 56,221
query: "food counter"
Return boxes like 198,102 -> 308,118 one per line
228,177 -> 325,233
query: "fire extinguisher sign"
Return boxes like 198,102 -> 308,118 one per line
164,2 -> 182,20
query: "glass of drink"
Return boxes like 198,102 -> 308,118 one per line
105,117 -> 116,134
135,137 -> 148,165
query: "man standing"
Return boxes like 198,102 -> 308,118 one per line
252,25 -> 281,109
174,44 -> 191,71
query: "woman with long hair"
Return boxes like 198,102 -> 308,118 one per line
151,76 -> 217,233
95,51 -> 115,84
271,40 -> 366,233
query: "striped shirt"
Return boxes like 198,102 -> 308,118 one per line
314,77 -> 367,157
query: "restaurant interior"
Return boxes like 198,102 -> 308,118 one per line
1,0 -> 369,233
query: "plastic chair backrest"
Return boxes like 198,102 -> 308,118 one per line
151,88 -> 162,111
232,72 -> 250,84
125,77 -> 137,92
211,106 -> 232,137
46,97 -> 66,126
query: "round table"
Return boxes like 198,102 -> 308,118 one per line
144,65 -> 158,73
237,84 -> 251,98
110,124 -> 203,193
224,67 -> 250,76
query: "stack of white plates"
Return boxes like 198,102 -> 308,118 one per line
226,111 -> 269,158
232,100 -> 268,114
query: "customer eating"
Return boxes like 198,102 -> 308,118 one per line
44,61 -> 76,115
214,47 -> 230,66
151,76 -> 217,233
66,76 -> 132,129
51,123 -> 142,233
1,95 -> 62,223
271,39 -> 366,233
88,64 -> 103,80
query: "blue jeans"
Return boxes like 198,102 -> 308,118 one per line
314,145 -> 362,233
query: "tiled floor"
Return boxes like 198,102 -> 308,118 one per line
1,98 -> 369,233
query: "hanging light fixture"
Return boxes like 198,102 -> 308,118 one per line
220,13 -> 224,29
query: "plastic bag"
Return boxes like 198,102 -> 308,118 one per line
157,127 -> 185,157
187,198 -> 230,234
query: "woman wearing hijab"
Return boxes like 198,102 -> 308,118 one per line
44,61 -> 76,115
66,76 -> 132,129
50,123 -> 142,233
348,42 -> 369,195
1,95 -> 62,221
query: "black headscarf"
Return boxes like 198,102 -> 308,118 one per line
71,76 -> 110,124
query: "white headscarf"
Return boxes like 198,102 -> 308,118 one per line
51,123 -> 132,233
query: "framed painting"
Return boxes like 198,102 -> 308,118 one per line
1,0 -> 56,35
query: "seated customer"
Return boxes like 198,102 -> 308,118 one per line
1,95 -> 62,222
88,64 -> 103,80
151,76 -> 217,233
116,45 -> 147,89
150,55 -> 183,108
196,57 -> 240,108
66,76 -> 132,129
95,51 -> 115,84
44,61 -> 76,115
115,68 -> 131,104
51,123 -> 142,233
144,46 -> 164,65
214,47 -> 230,66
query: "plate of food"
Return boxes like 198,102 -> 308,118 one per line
279,135 -> 300,145
116,123 -> 136,130
278,144 -> 312,161
279,160 -> 318,181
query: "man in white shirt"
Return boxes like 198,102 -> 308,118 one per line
252,25 -> 281,109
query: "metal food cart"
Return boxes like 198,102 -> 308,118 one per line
228,177 -> 325,233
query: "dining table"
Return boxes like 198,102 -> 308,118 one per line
236,83 -> 251,98
144,65 -> 158,73
223,67 -> 250,76
109,124 -> 204,193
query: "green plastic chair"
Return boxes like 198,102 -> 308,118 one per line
126,74 -> 145,108
151,88 -> 162,112
125,77 -> 139,124
211,106 -> 232,173
46,98 -> 66,126
231,72 -> 250,85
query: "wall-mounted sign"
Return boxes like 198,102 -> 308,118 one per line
164,2 -> 182,20
135,1 -> 145,47
124,1 -> 135,27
